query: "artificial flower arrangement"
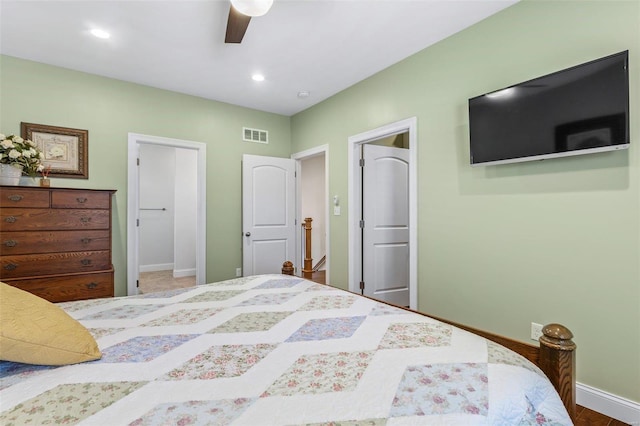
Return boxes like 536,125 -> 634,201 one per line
0,133 -> 45,176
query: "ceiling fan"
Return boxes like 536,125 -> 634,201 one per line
225,0 -> 274,43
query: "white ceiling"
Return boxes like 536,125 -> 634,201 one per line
0,0 -> 517,116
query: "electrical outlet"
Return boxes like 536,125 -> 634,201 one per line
530,322 -> 543,341
235,268 -> 242,277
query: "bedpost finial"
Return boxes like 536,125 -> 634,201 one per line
540,323 -> 576,351
282,261 -> 294,275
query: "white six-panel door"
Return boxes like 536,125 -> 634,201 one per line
242,154 -> 296,276
362,144 -> 410,306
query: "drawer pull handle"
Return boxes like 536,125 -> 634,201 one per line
81,259 -> 92,266
76,197 -> 88,204
3,263 -> 17,271
8,195 -> 23,202
4,240 -> 17,247
80,217 -> 92,223
4,216 -> 17,223
86,282 -> 99,289
81,237 -> 92,244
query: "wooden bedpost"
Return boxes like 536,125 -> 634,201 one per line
281,261 -> 294,276
539,324 -> 576,421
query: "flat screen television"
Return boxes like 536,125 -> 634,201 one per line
468,51 -> 629,166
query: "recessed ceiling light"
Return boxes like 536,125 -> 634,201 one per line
297,91 -> 310,98
90,28 -> 110,39
252,74 -> 265,82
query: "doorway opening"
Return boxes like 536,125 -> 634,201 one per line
348,118 -> 417,309
293,145 -> 330,284
127,133 -> 207,296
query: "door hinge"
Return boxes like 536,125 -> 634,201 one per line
359,158 -> 365,167
136,218 -> 140,227
137,158 -> 140,166
359,281 -> 365,290
359,220 -> 365,228
136,279 -> 139,288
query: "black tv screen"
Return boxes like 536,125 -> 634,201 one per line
469,51 -> 629,166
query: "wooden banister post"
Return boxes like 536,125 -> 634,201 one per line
302,217 -> 313,279
539,323 -> 576,421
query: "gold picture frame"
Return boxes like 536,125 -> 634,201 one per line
21,122 -> 88,179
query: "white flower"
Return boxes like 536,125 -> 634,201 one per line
1,132 -> 43,175
37,164 -> 45,172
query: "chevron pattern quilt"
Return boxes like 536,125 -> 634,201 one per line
0,275 -> 571,425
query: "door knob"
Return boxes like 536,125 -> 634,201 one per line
245,232 -> 251,237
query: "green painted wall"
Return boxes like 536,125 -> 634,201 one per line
0,55 -> 292,296
1,0 -> 638,405
291,1 -> 639,402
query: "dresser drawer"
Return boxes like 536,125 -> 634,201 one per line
1,209 -> 110,231
0,230 -> 110,255
4,271 -> 114,302
1,250 -> 111,279
0,187 -> 50,208
52,190 -> 110,209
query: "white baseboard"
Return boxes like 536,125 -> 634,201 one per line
577,382 -> 640,425
139,263 -> 174,273
173,268 -> 196,278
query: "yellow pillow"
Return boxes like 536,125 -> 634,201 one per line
0,282 -> 102,365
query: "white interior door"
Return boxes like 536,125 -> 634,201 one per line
362,144 -> 410,306
242,154 -> 296,276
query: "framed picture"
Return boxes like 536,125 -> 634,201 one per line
21,122 -> 88,179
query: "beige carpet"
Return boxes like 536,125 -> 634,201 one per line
139,270 -> 195,294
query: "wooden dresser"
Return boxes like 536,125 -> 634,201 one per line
0,186 -> 116,302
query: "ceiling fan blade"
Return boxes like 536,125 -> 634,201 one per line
225,6 -> 251,43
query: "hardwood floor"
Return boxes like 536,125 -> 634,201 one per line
575,405 -> 630,426
305,270 -> 326,285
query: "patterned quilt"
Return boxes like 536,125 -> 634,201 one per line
1,275 -> 572,425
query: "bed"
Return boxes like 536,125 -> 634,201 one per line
0,269 -> 576,425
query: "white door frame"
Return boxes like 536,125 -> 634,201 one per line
348,117 -> 417,309
127,133 -> 207,296
292,145 -> 330,283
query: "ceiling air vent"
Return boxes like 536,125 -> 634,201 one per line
243,127 -> 268,144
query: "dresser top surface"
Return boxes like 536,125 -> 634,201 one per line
0,185 -> 116,193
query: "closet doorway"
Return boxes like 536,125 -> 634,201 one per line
348,118 -> 417,309
127,133 -> 207,296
